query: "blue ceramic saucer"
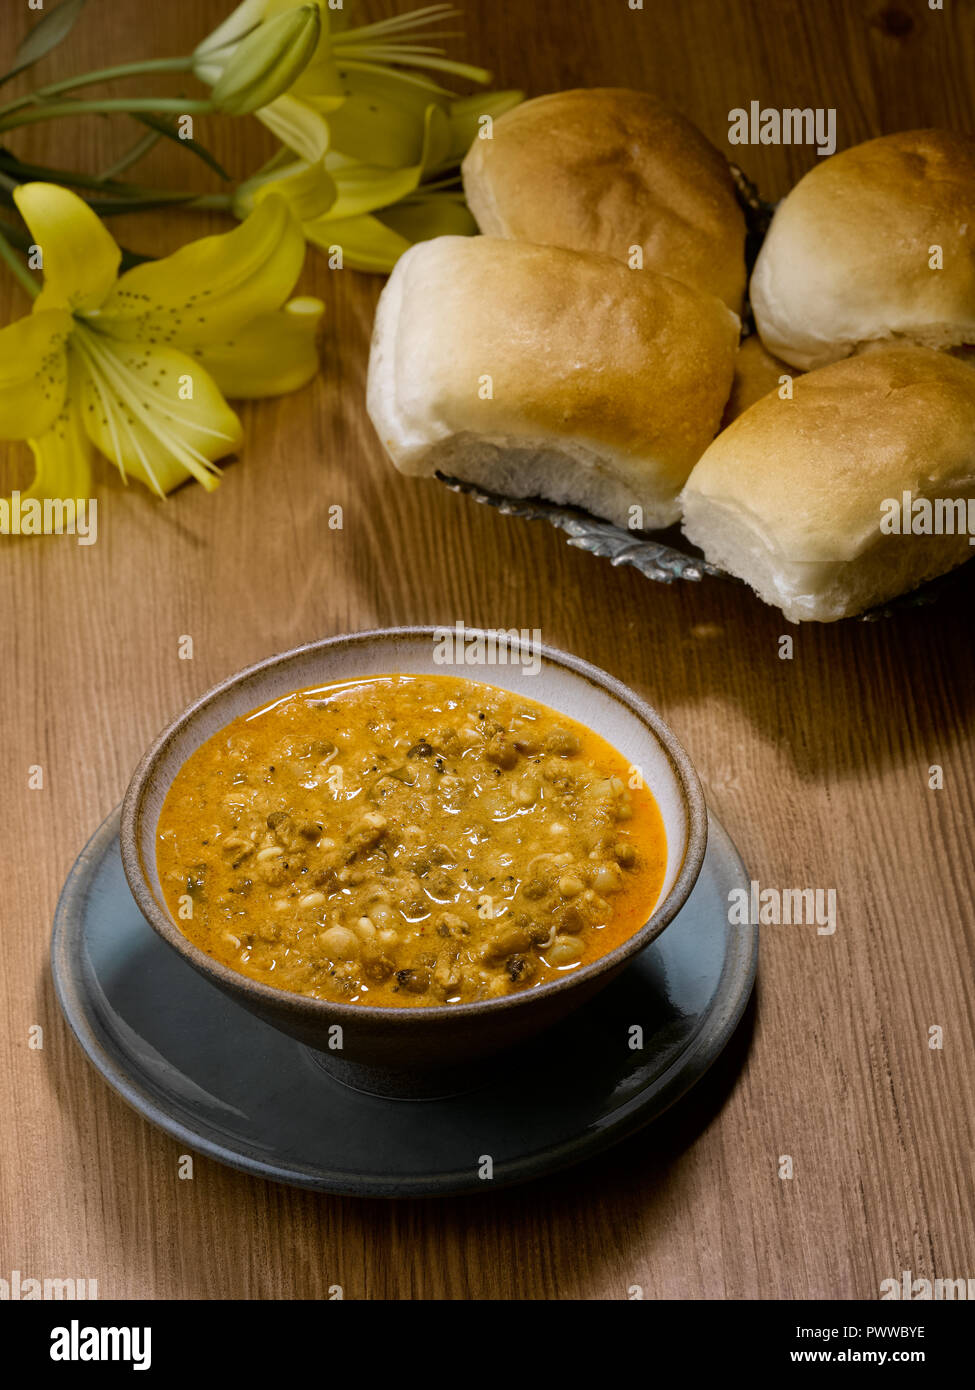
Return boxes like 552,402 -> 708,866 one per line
51,806 -> 757,1197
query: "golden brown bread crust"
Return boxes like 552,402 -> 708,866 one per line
682,345 -> 975,619
461,88 -> 747,313
721,336 -> 798,427
751,129 -> 975,369
684,345 -> 975,565
366,235 -> 740,528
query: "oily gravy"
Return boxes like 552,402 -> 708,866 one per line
156,674 -> 667,1007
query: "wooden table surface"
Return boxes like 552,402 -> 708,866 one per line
2,0 -> 973,1301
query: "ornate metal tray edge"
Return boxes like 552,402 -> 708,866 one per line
436,474 -> 724,585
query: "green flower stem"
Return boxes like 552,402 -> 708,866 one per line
97,130 -> 164,182
0,152 -> 204,202
0,97 -> 214,133
0,155 -> 232,216
91,192 -> 234,215
186,193 -> 234,211
0,152 -> 159,193
0,221 -> 37,297
0,57 -> 198,120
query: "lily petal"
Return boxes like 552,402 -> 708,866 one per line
233,159 -> 337,223
13,184 -> 121,314
310,66 -> 442,167
0,308 -> 72,439
256,92 -> 333,163
91,195 -> 306,349
320,104 -> 449,219
326,101 -> 426,170
303,212 -> 410,274
197,296 -> 324,398
377,192 -> 477,244
24,399 -> 96,506
1,354 -> 93,532
73,327 -> 242,496
442,90 -> 523,166
325,162 -> 426,219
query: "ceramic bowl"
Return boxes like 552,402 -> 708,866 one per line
121,628 -> 707,1096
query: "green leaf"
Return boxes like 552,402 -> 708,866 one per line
131,112 -> 231,181
83,193 -> 198,215
0,150 -> 197,203
97,128 -> 162,182
0,0 -> 89,89
0,148 -> 141,192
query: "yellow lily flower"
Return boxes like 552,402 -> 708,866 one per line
196,2 -> 494,159
240,86 -> 521,271
1,184 -> 322,505
195,0 -> 346,163
197,3 -> 519,269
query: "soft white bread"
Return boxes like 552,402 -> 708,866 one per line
751,129 -> 975,370
367,235 -> 740,530
681,346 -> 975,622
461,88 -> 746,313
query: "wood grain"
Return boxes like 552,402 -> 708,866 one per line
1,0 -> 973,1300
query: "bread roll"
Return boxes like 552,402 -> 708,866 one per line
461,88 -> 746,312
367,235 -> 740,530
681,346 -> 975,622
722,335 -> 797,427
751,130 -> 975,370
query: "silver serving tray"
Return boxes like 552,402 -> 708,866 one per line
437,475 -> 723,585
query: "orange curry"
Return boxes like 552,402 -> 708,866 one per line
156,674 -> 667,1007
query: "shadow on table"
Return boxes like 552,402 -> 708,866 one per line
577,551 -> 975,787
344,985 -> 761,1299
40,930 -> 757,1300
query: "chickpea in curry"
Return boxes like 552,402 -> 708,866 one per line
156,675 -> 667,1007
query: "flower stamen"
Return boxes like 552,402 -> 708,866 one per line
74,324 -> 222,494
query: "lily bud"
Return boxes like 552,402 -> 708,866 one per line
211,5 -> 321,116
